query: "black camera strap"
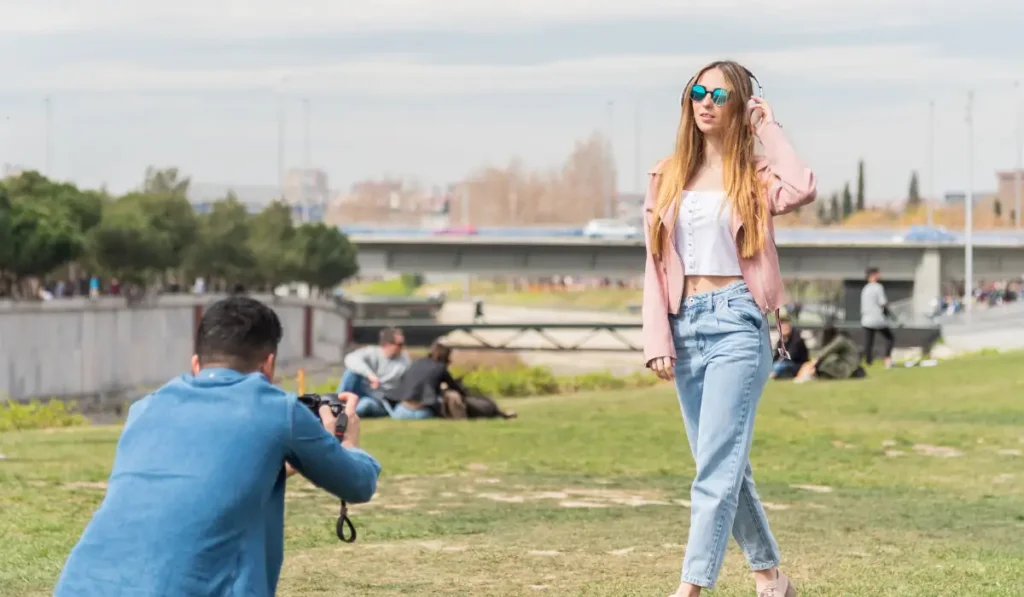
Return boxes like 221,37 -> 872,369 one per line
336,500 -> 356,543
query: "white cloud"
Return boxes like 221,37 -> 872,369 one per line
22,43 -> 1021,95
0,0 -> 1013,36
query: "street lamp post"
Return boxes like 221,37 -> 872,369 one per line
606,100 -> 614,219
44,96 -> 52,176
927,100 -> 935,227
1015,80 -> 1022,229
965,92 -> 974,322
277,76 -> 289,200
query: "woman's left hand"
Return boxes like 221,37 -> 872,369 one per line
746,97 -> 776,134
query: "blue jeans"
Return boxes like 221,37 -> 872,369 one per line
391,403 -> 435,420
337,371 -> 392,418
772,359 -> 799,379
670,281 -> 780,589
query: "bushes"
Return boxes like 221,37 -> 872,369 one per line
294,365 -> 661,400
454,367 -> 659,398
0,399 -> 89,433
455,366 -> 561,398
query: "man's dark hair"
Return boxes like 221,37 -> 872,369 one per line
378,327 -> 403,345
866,267 -> 879,278
195,296 -> 283,371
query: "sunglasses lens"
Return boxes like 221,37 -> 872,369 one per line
689,85 -> 707,102
711,89 -> 729,106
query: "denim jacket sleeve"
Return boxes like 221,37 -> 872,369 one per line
285,399 -> 381,503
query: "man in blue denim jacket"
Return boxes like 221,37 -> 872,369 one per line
54,296 -> 382,597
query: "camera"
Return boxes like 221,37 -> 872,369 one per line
297,393 -> 348,441
295,393 -> 358,543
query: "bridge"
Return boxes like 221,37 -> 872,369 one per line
350,234 -> 1024,320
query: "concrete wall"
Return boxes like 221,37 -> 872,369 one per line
0,294 -> 353,407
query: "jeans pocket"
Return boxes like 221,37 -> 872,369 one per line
726,295 -> 763,332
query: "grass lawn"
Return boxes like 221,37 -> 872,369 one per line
3,352 -> 1024,596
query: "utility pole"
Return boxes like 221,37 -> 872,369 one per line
606,100 -> 614,219
1015,80 -> 1022,229
965,92 -> 974,322
277,78 -> 287,200
302,97 -> 311,222
44,96 -> 52,176
633,100 -> 641,194
927,99 -> 935,227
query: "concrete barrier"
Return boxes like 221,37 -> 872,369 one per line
343,295 -> 445,321
0,294 -> 354,410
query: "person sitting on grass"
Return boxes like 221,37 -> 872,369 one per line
796,322 -> 866,381
389,341 -> 466,420
770,316 -> 808,380
337,327 -> 410,418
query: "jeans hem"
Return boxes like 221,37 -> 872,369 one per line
749,559 -> 780,571
680,574 -> 714,589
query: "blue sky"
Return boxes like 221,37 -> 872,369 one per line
0,0 -> 1022,205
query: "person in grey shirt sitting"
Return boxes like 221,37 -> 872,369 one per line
860,267 -> 894,368
337,327 -> 410,418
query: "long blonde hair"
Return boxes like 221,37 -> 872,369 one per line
649,60 -> 766,261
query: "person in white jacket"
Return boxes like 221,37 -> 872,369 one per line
337,327 -> 410,417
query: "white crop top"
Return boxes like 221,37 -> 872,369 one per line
673,190 -> 742,276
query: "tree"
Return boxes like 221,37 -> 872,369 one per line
248,201 -> 300,290
88,199 -> 171,285
129,191 -> 199,272
0,167 -> 362,299
455,129 -> 616,226
856,160 -> 865,212
841,183 -> 853,219
829,192 -> 840,223
185,193 -> 255,288
4,171 -> 105,233
0,186 -> 12,274
143,167 -> 190,196
816,200 -> 829,225
3,199 -> 84,289
994,199 -> 1002,219
292,223 -> 359,294
905,171 -> 921,212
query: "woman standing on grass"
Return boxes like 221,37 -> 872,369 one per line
641,60 -> 816,597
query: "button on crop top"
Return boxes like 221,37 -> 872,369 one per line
673,190 -> 742,276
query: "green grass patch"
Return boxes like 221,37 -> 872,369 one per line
2,352 -> 1024,595
345,274 -> 424,297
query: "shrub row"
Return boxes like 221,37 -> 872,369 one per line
299,365 -> 661,399
0,399 -> 89,433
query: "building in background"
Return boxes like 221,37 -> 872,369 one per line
283,168 -> 329,206
188,182 -> 282,215
186,168 -> 334,222
2,163 -> 27,178
324,178 -> 450,228
283,168 -> 330,222
995,169 -> 1024,221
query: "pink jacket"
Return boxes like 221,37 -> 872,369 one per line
641,122 -> 817,365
